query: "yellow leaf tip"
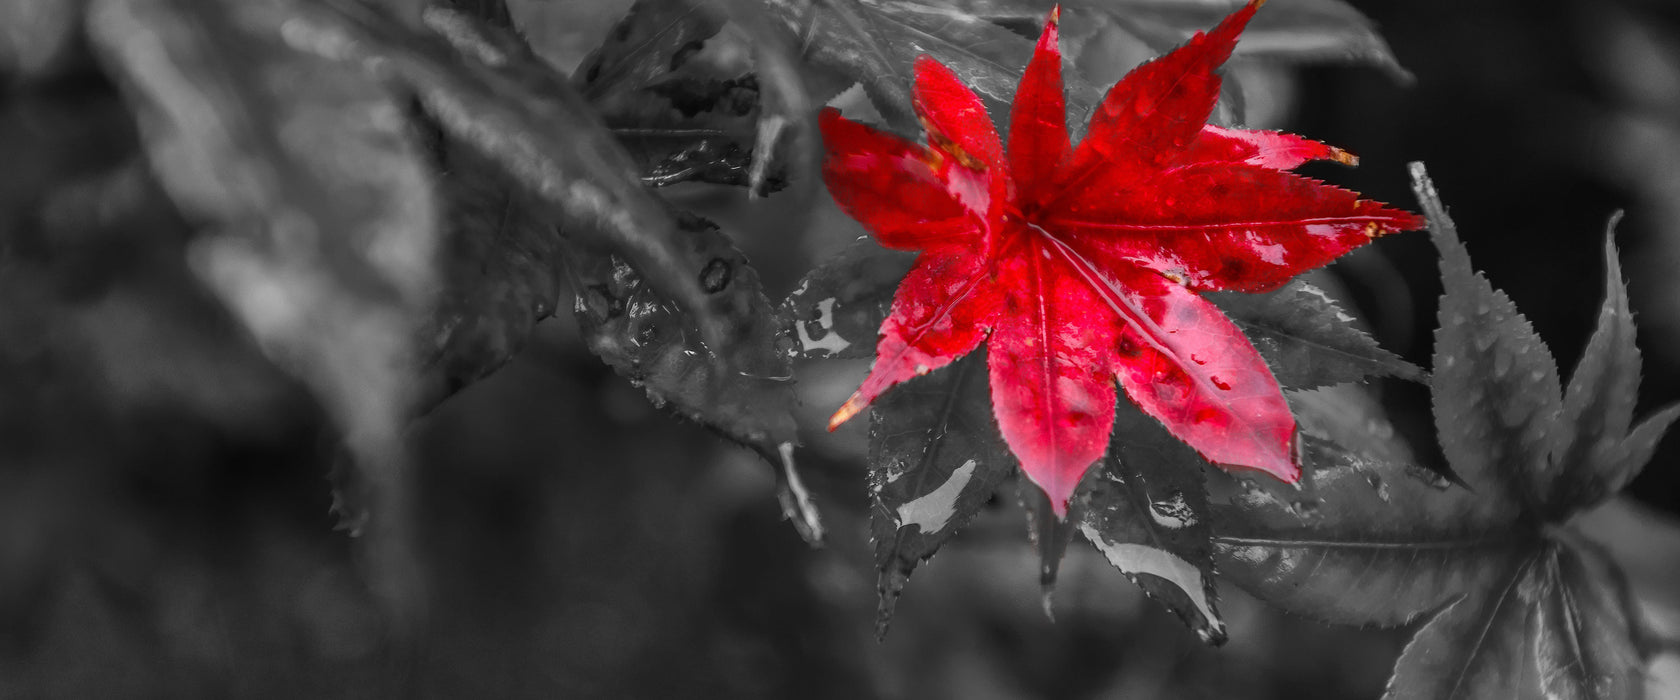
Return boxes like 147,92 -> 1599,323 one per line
828,395 -> 866,431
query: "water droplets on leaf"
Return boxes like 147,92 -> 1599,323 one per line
1149,490 -> 1197,529
894,459 -> 977,534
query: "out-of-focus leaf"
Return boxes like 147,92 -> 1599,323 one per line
627,127 -> 778,189
575,0 -> 724,104
581,0 -> 802,196
388,0 -> 566,412
1213,386 -> 1523,627
610,75 -> 789,193
413,123 -> 565,411
1208,280 -> 1423,390
781,239 -> 915,360
1419,162 -> 1563,509
88,0 -> 437,620
297,1 -> 746,363
0,89 -> 138,240
869,351 -> 1014,633
0,0 -> 84,82
756,0 -> 1103,130
727,5 -> 817,199
1084,0 -> 1409,81
1077,400 -> 1225,644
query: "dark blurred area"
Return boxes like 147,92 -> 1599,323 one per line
2,0 -> 1679,698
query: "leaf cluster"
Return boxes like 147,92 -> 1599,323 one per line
2,0 -> 1671,697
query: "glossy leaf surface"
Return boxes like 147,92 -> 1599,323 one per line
421,3 -> 817,537
783,240 -> 916,360
1077,399 -> 1225,644
869,351 -> 1015,632
561,212 -> 797,461
821,1 -> 1423,514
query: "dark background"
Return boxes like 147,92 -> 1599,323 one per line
2,0 -> 1678,697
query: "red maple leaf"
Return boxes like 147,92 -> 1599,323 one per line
820,0 -> 1425,516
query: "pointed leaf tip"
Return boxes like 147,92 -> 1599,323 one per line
1020,479 -> 1076,598
829,393 -> 866,431
773,442 -> 825,544
1545,211 -> 1643,513
874,565 -> 909,640
1421,161 -> 1563,505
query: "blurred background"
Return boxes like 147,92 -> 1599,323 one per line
2,0 -> 1680,697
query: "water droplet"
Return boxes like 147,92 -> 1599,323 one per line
699,258 -> 732,293
582,283 -> 620,320
1364,473 -> 1390,503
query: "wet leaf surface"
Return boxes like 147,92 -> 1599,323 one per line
781,240 -> 916,360
869,351 -> 1015,633
559,210 -> 815,539
562,210 -> 795,443
1077,400 -> 1225,644
297,0 -> 751,363
821,2 -> 1423,512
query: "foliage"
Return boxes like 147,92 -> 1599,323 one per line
815,1 -> 1424,519
1213,164 -> 1677,698
0,0 -> 1673,697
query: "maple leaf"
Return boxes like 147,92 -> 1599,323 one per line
819,0 -> 1424,515
1213,164 -> 1680,699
